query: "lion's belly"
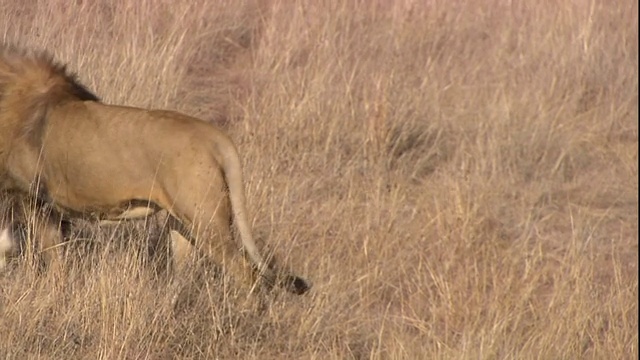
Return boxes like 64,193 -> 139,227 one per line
41,146 -> 169,218
48,193 -> 162,221
42,161 -> 166,220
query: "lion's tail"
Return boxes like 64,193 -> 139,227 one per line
217,135 -> 311,295
218,138 -> 277,286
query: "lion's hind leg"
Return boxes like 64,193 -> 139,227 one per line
189,216 -> 259,294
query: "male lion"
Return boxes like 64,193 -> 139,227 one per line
0,45 -> 310,295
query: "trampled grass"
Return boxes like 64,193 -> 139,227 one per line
0,0 -> 637,358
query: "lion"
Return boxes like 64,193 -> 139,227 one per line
0,45 -> 310,295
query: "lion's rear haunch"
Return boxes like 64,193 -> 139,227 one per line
0,45 -> 310,295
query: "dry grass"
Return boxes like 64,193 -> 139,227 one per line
1,0 -> 637,358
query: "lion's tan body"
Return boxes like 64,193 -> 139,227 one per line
0,46 -> 309,295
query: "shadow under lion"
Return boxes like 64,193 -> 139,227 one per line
0,207 -> 302,312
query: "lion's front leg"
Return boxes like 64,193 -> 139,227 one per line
0,226 -> 16,270
9,200 -> 66,273
30,215 -> 64,273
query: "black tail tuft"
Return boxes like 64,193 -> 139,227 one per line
282,275 -> 311,295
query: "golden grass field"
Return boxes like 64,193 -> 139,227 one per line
0,0 -> 637,358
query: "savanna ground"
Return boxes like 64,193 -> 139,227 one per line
0,0 -> 637,359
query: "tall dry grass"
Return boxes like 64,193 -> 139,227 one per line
1,0 -> 637,358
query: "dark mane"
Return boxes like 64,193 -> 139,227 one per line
0,45 -> 101,150
62,69 -> 100,102
0,44 -> 100,103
